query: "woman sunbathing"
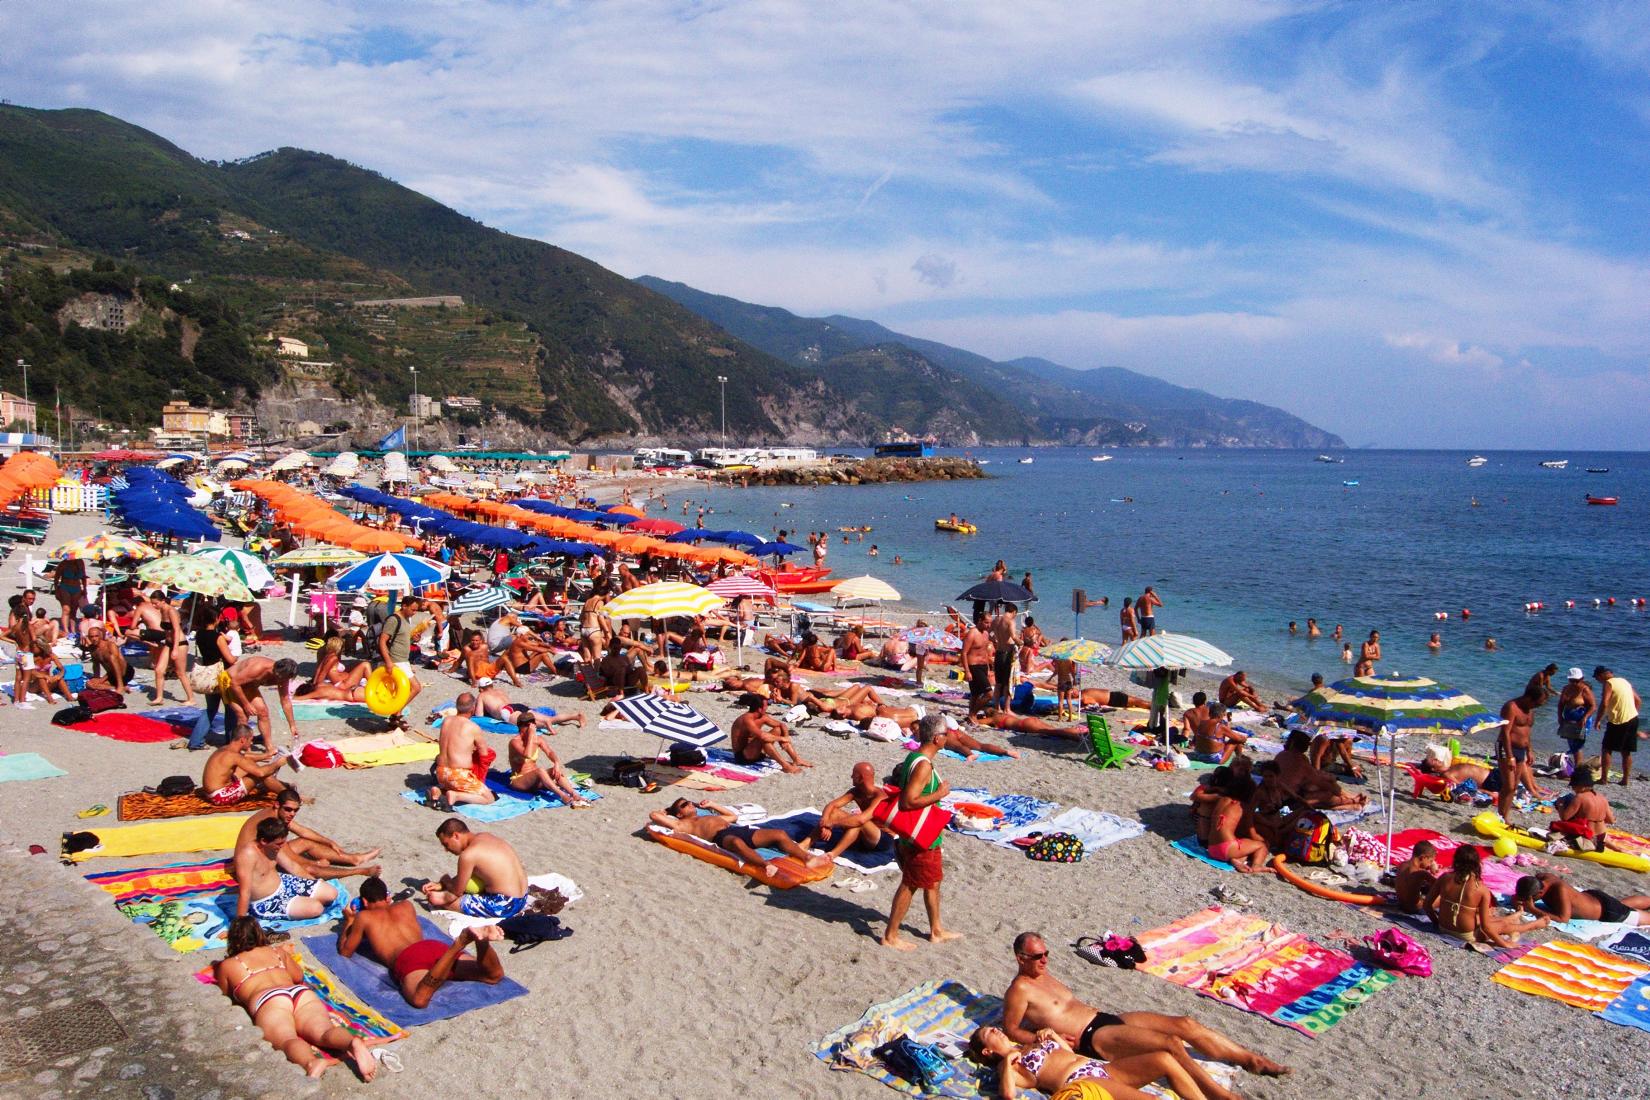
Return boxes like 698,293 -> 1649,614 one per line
969,1026 -> 1209,1100
976,708 -> 1089,739
213,916 -> 383,1079
835,627 -> 868,661
309,638 -> 370,695
1426,845 -> 1544,948
796,632 -> 836,672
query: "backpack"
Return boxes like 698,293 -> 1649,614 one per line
612,758 -> 650,789
871,1033 -> 953,1093
1365,928 -> 1432,977
1285,811 -> 1339,865
667,744 -> 707,768
1026,832 -> 1085,863
79,687 -> 125,713
151,775 -> 196,797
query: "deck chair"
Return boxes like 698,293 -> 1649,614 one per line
1084,714 -> 1135,770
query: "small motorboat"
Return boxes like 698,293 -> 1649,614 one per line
935,518 -> 978,534
1315,454 -> 1343,463
1540,459 -> 1569,469
1586,495 -> 1619,506
1467,456 -> 1488,467
1343,480 -> 1359,487
1091,454 -> 1113,462
1018,457 -> 1034,465
1588,467 -> 1611,474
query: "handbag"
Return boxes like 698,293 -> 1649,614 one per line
1365,928 -> 1432,977
869,784 -> 952,850
188,661 -> 223,694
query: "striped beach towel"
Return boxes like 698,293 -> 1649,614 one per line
85,858 -> 233,902
194,948 -> 406,1041
1491,940 -> 1649,1011
814,979 -> 1002,1098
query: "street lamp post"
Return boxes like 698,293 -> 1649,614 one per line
409,366 -> 419,450
717,375 -> 728,446
15,358 -> 30,430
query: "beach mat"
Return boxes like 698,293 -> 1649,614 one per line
118,788 -> 276,821
401,771 -> 599,822
1598,927 -> 1650,967
1491,940 -> 1649,1011
62,713 -> 180,743
759,808 -> 897,873
1171,835 -> 1234,871
139,706 -> 222,734
291,701 -> 376,721
344,741 -> 438,768
0,752 -> 66,782
194,945 -> 406,1041
1137,905 -> 1396,1035
85,858 -> 233,902
62,814 -> 250,862
118,882 -> 350,954
813,979 -> 1002,1098
969,806 -> 1145,852
303,916 -> 528,1028
1600,971 -> 1650,1033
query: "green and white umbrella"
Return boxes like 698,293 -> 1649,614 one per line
136,555 -> 254,602
192,546 -> 275,591
1109,632 -> 1232,670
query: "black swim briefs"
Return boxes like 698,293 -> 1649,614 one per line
1077,1011 -> 1125,1057
1603,718 -> 1640,755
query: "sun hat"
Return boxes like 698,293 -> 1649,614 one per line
1568,667 -> 1585,681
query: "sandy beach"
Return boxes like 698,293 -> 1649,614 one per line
3,494 -> 1647,1100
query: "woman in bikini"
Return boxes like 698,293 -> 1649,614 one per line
1204,770 -> 1272,873
970,1025 -> 1210,1100
309,637 -> 370,695
1425,844 -> 1538,948
213,916 -> 382,1080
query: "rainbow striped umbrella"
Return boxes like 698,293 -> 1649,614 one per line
1042,637 -> 1113,666
705,574 -> 778,601
49,534 -> 158,564
1292,674 -> 1495,736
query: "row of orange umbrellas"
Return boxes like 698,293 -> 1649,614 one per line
230,479 -> 423,554
0,451 -> 63,508
420,492 -> 757,567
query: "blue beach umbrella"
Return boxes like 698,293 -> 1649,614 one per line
331,552 -> 450,594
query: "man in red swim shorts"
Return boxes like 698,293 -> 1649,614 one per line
339,876 -> 506,1008
880,714 -> 963,951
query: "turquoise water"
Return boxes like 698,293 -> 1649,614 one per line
672,449 -> 1650,748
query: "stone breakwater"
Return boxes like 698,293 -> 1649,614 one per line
712,456 -> 988,487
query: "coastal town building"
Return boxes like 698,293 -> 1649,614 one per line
0,391 -> 37,430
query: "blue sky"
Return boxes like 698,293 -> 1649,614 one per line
3,1 -> 1649,446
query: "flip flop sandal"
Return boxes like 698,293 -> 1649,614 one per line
371,1050 -> 404,1073
76,804 -> 109,819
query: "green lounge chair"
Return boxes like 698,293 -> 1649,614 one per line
1084,714 -> 1135,770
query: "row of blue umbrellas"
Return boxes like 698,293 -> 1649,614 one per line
112,467 -> 219,542
340,485 -> 601,559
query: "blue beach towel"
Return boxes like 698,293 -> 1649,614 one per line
1599,972 -> 1650,1034
0,752 -> 66,782
401,771 -> 597,822
302,916 -> 528,1028
758,808 -> 897,873
1171,835 -> 1235,871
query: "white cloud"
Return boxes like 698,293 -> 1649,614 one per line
1383,331 -> 1505,372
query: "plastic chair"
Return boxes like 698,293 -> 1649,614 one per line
1084,714 -> 1136,770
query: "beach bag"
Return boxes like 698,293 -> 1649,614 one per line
612,758 -> 650,788
299,742 -> 345,769
79,687 -> 124,713
870,784 -> 952,850
667,744 -> 707,768
152,775 -> 196,797
470,744 -> 496,781
1285,811 -> 1339,866
52,704 -> 93,727
497,913 -> 573,952
1026,832 -> 1085,863
871,1033 -> 953,1093
863,716 -> 902,742
187,661 -> 223,694
1365,928 -> 1432,977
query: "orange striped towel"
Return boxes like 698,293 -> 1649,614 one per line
1491,940 -> 1649,1011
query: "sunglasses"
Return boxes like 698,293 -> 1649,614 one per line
1017,951 -> 1049,962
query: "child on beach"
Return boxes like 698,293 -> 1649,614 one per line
1392,840 -> 1439,913
1426,845 -> 1542,948
1052,655 -> 1078,719
1550,767 -> 1615,854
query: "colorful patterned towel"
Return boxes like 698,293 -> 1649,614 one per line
1599,971 -> 1650,1033
401,771 -> 599,822
1491,939 -> 1649,1011
117,882 -> 351,954
1598,927 -> 1650,966
1137,905 -> 1396,1035
117,788 -> 276,821
944,788 -> 1060,837
193,946 -> 406,1041
85,858 -> 234,902
813,979 -> 1002,1098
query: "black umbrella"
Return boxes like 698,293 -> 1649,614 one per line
957,580 -> 1036,604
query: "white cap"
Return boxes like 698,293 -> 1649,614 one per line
1568,667 -> 1585,680
477,676 -> 494,688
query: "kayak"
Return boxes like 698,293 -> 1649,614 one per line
1470,810 -> 1650,872
935,519 -> 977,534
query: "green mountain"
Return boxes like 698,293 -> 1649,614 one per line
637,277 -> 1344,448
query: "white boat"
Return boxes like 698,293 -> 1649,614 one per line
1091,454 -> 1113,462
1018,457 -> 1034,465
1467,456 -> 1487,467
1540,459 -> 1569,469
1315,454 -> 1343,464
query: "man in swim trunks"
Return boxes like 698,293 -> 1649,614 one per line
730,693 -> 811,773
650,799 -> 830,880
202,729 -> 293,806
476,680 -> 585,736
340,876 -> 506,1008
1080,686 -> 1154,712
236,789 -> 381,880
428,693 -> 495,811
1001,932 -> 1287,1100
962,611 -> 994,719
377,595 -> 429,729
1514,873 -> 1650,926
1497,686 -> 1551,818
1596,666 -> 1642,785
221,656 -> 302,751
989,604 -> 1020,712
1136,586 -> 1162,635
81,624 -> 130,692
234,817 -> 340,920
975,708 -> 1089,740
421,818 -> 528,919
814,762 -> 892,859
1276,729 -> 1366,810
1217,671 -> 1265,712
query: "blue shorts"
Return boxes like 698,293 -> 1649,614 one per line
459,892 -> 526,919
1138,615 -> 1156,632
250,873 -> 321,921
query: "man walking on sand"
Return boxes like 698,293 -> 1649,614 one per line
881,714 -> 962,950
1596,666 -> 1642,786
1136,586 -> 1162,636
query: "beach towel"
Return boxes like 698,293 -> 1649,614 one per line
1599,971 -> 1650,1033
193,947 -> 407,1041
63,814 -> 251,862
0,752 -> 66,782
938,747 -> 1011,763
1137,905 -> 1396,1035
290,701 -> 376,721
757,808 -> 898,873
1548,916 -> 1631,943
982,807 -> 1145,852
1597,927 -> 1650,966
814,979 -> 1003,1098
343,741 -> 439,769
401,771 -> 599,822
118,882 -> 350,954
85,858 -> 234,902
1370,828 -> 1526,896
437,873 -> 584,936
1172,835 -> 1235,871
943,788 -> 1059,835
61,713 -> 179,743
117,788 -> 276,821
1491,940 -> 1649,1011
302,916 -> 529,1028
138,706 -> 223,734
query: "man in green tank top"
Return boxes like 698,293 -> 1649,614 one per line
881,714 -> 964,950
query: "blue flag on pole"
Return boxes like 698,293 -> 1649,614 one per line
376,425 -> 407,451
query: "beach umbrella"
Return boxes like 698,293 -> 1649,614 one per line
629,517 -> 686,536
605,581 -> 726,621
957,579 -> 1035,604
470,479 -> 497,491
137,555 -> 254,602
215,458 -> 250,471
191,546 -> 275,591
1042,637 -> 1114,666
900,625 -> 962,652
830,575 -> 900,602
705,574 -> 777,601
752,540 -> 805,557
450,585 -> 516,616
612,693 -> 724,753
331,552 -> 449,594
270,545 -> 368,568
1109,632 -> 1232,671
49,534 -> 158,564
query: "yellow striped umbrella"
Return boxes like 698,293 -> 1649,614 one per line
603,581 -> 725,620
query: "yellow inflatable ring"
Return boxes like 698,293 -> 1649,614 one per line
364,665 -> 413,716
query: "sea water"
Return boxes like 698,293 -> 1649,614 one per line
670,448 -> 1650,749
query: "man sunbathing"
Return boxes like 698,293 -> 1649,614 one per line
975,708 -> 1089,740
428,693 -> 495,811
506,711 -> 590,807
82,624 -> 131,690
476,680 -> 586,735
1514,873 -> 1650,926
340,876 -> 506,1008
234,818 -> 340,921
1001,932 -> 1288,1100
422,818 -> 529,919
1080,686 -> 1154,712
650,798 -> 830,880
1275,729 -> 1367,810
235,788 -> 380,880
730,693 -> 812,772
1217,671 -> 1265,711
202,730 -> 293,806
